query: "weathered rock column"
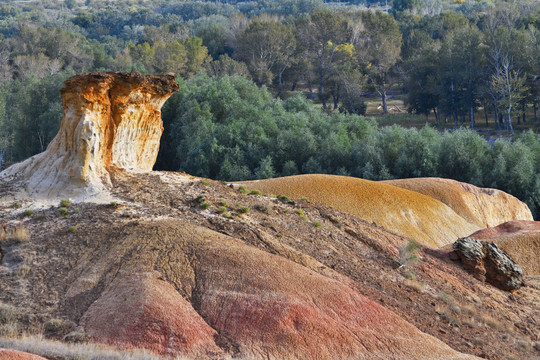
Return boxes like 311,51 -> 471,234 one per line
0,72 -> 178,199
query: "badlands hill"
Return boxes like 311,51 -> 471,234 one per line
0,72 -> 539,360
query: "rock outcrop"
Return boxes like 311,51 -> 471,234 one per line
452,237 -> 523,291
468,220 -> 540,275
0,72 -> 178,199
384,178 -> 533,227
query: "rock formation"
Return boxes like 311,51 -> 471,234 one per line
452,237 -> 523,291
0,72 -> 178,199
384,178 -> 533,227
468,220 -> 540,275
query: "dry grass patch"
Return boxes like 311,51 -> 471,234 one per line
0,335 -> 190,360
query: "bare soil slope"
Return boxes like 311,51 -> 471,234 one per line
384,178 -> 533,228
241,174 -> 480,247
1,172 -> 538,360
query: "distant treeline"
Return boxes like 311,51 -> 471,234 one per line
156,73 -> 540,219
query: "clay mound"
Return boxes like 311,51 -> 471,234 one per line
467,221 -> 540,275
384,178 -> 533,227
74,220 -> 476,360
241,174 -> 479,247
0,349 -> 47,360
0,72 -> 178,200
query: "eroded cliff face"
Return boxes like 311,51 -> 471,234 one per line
0,72 -> 178,199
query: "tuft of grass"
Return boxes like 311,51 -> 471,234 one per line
278,195 -> 295,205
57,207 -> 69,216
218,207 -> 227,214
479,314 -> 503,330
300,215 -> 307,221
237,205 -> 249,214
17,264 -> 31,277
296,209 -> 304,215
219,201 -> 229,207
23,209 -> 34,217
68,226 -> 77,233
405,270 -> 416,281
36,214 -> 46,221
73,208 -> 80,214
201,202 -> 210,210
238,186 -> 248,194
59,200 -> 71,208
250,189 -> 262,195
109,201 -> 117,208
301,197 -> 309,202
11,226 -> 29,243
404,279 -> 423,292
313,221 -> 321,228
333,222 -> 343,229
202,181 -> 209,186
12,201 -> 21,209
438,290 -> 450,304
254,203 -> 273,215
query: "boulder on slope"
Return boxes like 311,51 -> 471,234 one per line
452,237 -> 523,291
468,220 -> 540,275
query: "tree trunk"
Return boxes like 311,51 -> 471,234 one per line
483,105 -> 488,127
291,80 -> 297,92
507,110 -> 514,135
534,96 -> 538,122
425,113 -> 429,125
381,90 -> 388,114
434,107 -> 441,127
453,110 -> 458,129
470,106 -> 475,129
522,102 -> 526,123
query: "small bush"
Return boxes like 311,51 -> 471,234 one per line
296,209 -> 304,215
23,209 -> 34,217
250,189 -> 262,195
0,303 -> 21,325
68,226 -> 77,233
57,208 -> 69,216
12,201 -> 21,209
278,195 -> 295,205
238,206 -> 249,214
59,200 -> 71,208
300,215 -> 307,221
218,206 -> 227,214
17,264 -> 31,277
195,195 -> 205,204
238,186 -> 248,194
36,214 -> 45,221
313,221 -> 321,228
73,208 -> 80,214
334,222 -> 343,229
254,203 -> 273,215
219,201 -> 229,207
44,318 -> 73,335
301,197 -> 309,202
399,239 -> 421,267
201,202 -> 210,210
109,201 -> 117,208
202,181 -> 209,186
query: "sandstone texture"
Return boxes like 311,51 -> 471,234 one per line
468,220 -> 540,275
241,174 -> 480,247
0,72 -> 178,200
0,349 -> 47,360
452,237 -> 523,291
384,177 -> 533,227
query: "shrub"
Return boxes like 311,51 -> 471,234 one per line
0,303 -> 21,325
201,202 -> 210,209
238,186 -> 248,194
238,205 -> 249,214
250,189 -> 262,195
68,226 -> 77,233
57,208 -> 68,216
24,209 -> 34,217
313,221 -> 321,228
10,226 -> 29,243
399,239 -> 421,268
12,201 -> 21,209
59,200 -> 71,208
219,200 -> 229,207
44,318 -> 73,335
109,201 -> 117,208
296,209 -> 304,215
218,206 -> 227,214
195,195 -> 205,204
300,215 -> 307,221
254,203 -> 273,215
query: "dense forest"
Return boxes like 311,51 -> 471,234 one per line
0,0 -> 539,216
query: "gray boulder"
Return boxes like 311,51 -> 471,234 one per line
452,237 -> 523,291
